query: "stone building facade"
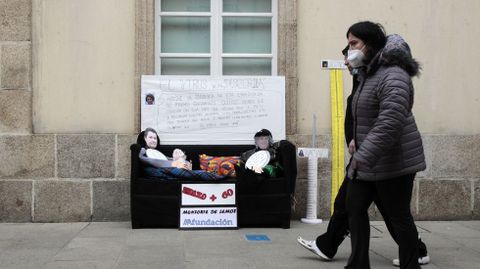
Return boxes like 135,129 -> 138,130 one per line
1,0 -> 479,223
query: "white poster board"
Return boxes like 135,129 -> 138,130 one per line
141,76 -> 286,144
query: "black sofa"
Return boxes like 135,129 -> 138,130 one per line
130,136 -> 297,229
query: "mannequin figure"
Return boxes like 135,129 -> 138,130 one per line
241,129 -> 283,178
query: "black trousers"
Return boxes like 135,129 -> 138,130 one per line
345,174 -> 420,269
315,175 -> 427,260
315,176 -> 350,258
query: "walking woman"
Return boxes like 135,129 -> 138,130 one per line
344,21 -> 426,269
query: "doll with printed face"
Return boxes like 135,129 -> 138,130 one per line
140,127 -> 192,170
240,129 -> 283,177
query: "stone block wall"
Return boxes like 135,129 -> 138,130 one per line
0,0 -> 134,223
291,134 -> 480,221
0,0 -> 32,133
2,133 -> 478,222
0,134 -> 135,222
1,0 -> 479,223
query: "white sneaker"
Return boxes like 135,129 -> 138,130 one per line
296,236 -> 332,261
392,255 -> 430,266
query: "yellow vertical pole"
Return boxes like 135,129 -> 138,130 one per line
329,69 -> 345,214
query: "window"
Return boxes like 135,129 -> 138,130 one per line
155,0 -> 277,76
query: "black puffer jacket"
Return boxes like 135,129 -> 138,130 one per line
348,34 -> 426,181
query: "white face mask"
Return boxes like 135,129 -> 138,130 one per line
347,45 -> 366,68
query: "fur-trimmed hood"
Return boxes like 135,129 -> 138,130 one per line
367,34 -> 420,77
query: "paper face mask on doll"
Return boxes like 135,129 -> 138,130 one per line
255,136 -> 270,150
144,131 -> 158,149
254,129 -> 273,150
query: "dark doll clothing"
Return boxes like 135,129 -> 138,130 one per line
240,142 -> 283,178
143,166 -> 224,180
138,148 -> 173,168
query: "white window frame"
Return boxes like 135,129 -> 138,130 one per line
155,0 -> 278,76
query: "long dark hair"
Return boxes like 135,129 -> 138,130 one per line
347,21 -> 386,61
144,127 -> 157,139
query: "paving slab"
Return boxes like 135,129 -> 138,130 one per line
0,221 -> 479,269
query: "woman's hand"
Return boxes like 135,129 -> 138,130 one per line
185,161 -> 192,170
348,139 -> 356,155
252,165 -> 264,174
172,160 -> 192,170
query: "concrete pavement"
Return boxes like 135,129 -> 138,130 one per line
1,221 -> 479,269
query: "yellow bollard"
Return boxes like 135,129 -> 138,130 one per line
329,69 -> 345,215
